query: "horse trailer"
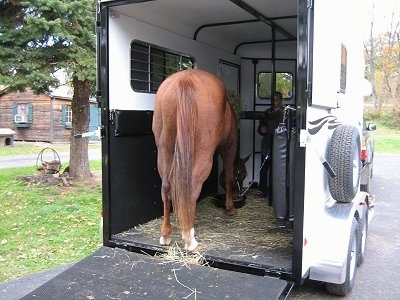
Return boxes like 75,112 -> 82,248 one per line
24,0 -> 374,298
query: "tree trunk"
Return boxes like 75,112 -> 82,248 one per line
368,16 -> 378,110
69,76 -> 92,180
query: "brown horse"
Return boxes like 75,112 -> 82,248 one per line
152,69 -> 238,251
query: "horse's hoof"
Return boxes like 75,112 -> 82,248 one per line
184,239 -> 199,252
225,207 -> 236,216
160,235 -> 172,246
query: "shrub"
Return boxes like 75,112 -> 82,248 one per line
364,106 -> 400,129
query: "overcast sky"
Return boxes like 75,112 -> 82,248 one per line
363,0 -> 400,37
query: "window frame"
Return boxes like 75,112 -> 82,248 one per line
12,103 -> 33,128
130,40 -> 194,93
256,71 -> 294,100
61,104 -> 73,129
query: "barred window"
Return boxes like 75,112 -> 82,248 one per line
130,40 -> 194,92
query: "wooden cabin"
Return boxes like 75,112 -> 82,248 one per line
0,88 -> 100,143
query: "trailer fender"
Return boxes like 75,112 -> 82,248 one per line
328,125 -> 361,203
357,203 -> 369,266
308,193 -> 368,286
325,218 -> 359,296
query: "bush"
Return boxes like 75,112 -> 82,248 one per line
364,106 -> 400,129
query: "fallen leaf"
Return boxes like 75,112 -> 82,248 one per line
18,254 -> 27,259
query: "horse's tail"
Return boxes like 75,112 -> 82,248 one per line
171,77 -> 197,237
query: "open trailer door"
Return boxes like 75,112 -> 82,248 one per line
21,246 -> 290,299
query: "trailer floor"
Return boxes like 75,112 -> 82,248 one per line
20,246 -> 289,300
113,193 -> 293,271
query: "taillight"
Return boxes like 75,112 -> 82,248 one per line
361,140 -> 367,161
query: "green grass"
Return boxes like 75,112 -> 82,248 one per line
369,122 -> 400,153
0,161 -> 102,282
0,142 -> 100,156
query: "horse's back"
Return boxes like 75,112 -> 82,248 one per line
153,69 -> 234,149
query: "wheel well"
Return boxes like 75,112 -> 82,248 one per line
355,195 -> 370,217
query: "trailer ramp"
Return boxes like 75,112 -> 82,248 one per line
21,246 -> 289,300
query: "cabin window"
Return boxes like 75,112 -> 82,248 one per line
130,40 -> 194,93
340,44 -> 347,93
257,72 -> 294,100
61,104 -> 72,129
12,103 -> 33,128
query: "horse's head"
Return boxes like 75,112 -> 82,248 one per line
219,153 -> 250,195
233,153 -> 250,191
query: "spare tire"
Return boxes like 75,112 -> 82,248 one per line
328,125 -> 361,203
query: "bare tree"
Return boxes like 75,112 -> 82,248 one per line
364,3 -> 378,109
364,2 -> 400,125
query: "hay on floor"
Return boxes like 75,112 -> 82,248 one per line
124,193 -> 292,262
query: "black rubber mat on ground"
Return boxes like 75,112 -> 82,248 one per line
21,246 -> 288,300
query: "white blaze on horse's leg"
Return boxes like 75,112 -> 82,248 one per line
160,235 -> 171,246
184,228 -> 198,251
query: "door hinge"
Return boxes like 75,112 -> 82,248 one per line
109,110 -> 115,124
299,129 -> 310,147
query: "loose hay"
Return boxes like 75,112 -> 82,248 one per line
154,242 -> 208,266
118,193 -> 292,265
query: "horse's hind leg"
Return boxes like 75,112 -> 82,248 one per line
221,146 -> 237,216
160,178 -> 172,246
180,184 -> 202,251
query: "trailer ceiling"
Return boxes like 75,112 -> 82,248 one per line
109,0 -> 297,55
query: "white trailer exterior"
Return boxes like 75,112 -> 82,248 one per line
94,0 -> 372,297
